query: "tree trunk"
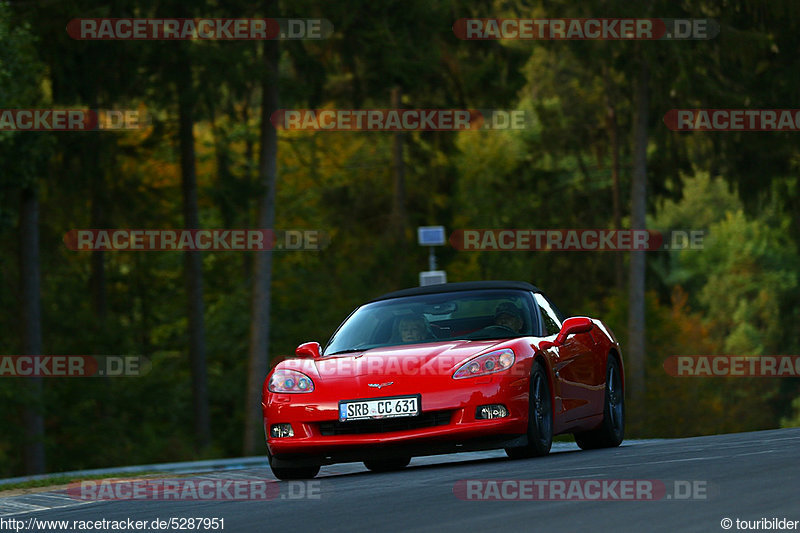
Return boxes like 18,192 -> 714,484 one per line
242,91 -> 255,278
603,65 -> 624,291
177,55 -> 211,450
244,25 -> 279,456
606,103 -> 624,291
19,185 -> 45,474
627,61 -> 649,404
389,86 -> 407,237
86,93 -> 108,328
88,141 -> 108,325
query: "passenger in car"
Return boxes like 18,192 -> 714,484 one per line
494,302 -> 524,333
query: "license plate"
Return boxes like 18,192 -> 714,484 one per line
339,395 -> 420,421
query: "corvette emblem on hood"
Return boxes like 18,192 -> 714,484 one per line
368,382 -> 394,389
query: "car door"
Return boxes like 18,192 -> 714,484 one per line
534,293 -> 601,422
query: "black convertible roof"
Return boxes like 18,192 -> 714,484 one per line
370,281 -> 540,302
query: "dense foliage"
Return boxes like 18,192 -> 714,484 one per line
1,0 -> 799,475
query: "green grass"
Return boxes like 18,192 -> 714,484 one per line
0,471 -> 162,493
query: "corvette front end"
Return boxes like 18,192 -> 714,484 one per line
261,281 -> 623,477
263,341 -> 533,465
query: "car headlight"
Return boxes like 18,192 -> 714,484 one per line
268,369 -> 315,393
453,349 -> 515,379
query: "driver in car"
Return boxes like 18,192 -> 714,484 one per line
494,302 -> 524,333
398,315 -> 429,342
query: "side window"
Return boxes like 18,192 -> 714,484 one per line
534,293 -> 562,336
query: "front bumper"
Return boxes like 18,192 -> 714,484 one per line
264,376 -> 530,465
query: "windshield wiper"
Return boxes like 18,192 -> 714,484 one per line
326,348 -> 367,356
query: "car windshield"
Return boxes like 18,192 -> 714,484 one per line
323,289 -> 537,355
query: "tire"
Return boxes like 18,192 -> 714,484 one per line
363,457 -> 411,472
268,452 -> 320,480
574,355 -> 624,450
505,361 -> 553,459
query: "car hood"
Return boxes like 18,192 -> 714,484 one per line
280,339 -> 514,383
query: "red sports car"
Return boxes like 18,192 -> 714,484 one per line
262,281 -> 624,480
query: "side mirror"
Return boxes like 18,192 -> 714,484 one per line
295,341 -> 321,359
554,317 -> 593,346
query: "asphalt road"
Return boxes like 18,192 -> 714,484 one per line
3,428 -> 799,533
